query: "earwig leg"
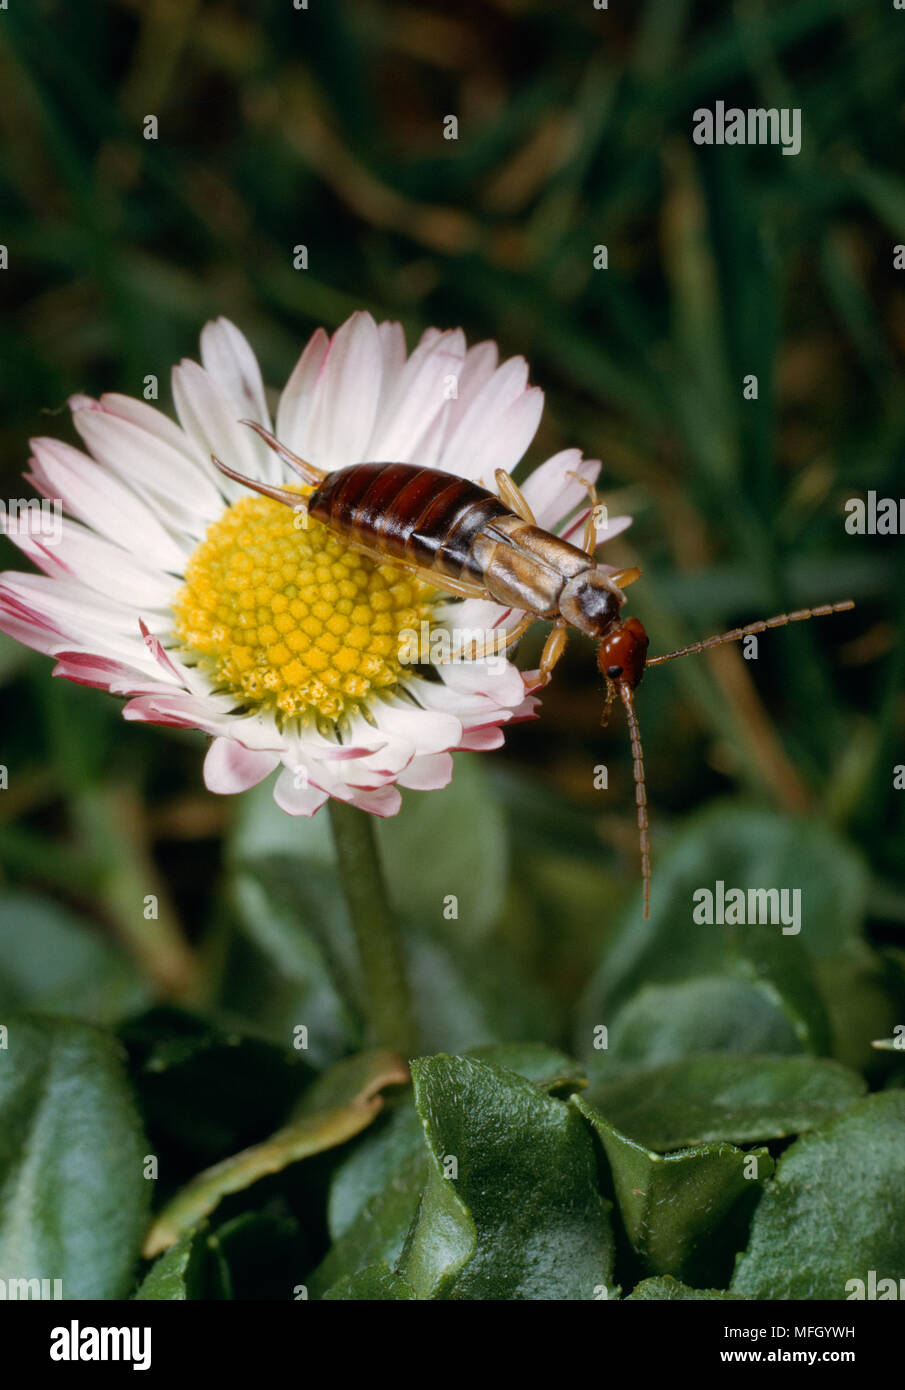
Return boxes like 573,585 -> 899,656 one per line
211,454 -> 307,510
609,567 -> 642,589
535,620 -> 569,687
442,612 -> 536,664
565,470 -> 600,556
494,470 -> 536,526
240,420 -> 327,485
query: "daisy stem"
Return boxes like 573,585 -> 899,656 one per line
327,800 -> 416,1057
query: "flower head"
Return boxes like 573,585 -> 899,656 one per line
0,313 -> 629,817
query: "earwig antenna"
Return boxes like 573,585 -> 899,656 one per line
211,454 -> 304,510
617,681 -> 650,921
646,600 -> 854,668
239,420 -> 325,485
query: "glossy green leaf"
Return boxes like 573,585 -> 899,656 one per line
231,865 -> 361,1066
407,936 -> 559,1053
732,1091 -> 905,1299
0,1017 -> 149,1299
144,1050 -> 408,1257
134,1225 -> 213,1300
814,945 -> 901,1074
377,753 -> 508,943
627,1275 -> 745,1301
588,1055 -> 866,1151
588,975 -> 805,1082
402,1055 -> 615,1299
574,1094 -> 772,1285
311,1043 -> 582,1298
119,1008 -> 314,1177
577,803 -> 868,1048
466,1042 -> 587,1095
323,1263 -> 415,1300
0,890 -> 149,1024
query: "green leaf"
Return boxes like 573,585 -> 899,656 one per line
144,1050 -> 408,1257
587,1055 -> 866,1151
627,1275 -> 745,1301
406,935 -> 559,1053
378,753 -> 508,943
323,1263 -> 415,1300
574,1093 -> 772,1286
466,1042 -> 587,1095
814,945 -> 902,1074
732,1092 -> 905,1300
0,1017 -> 149,1299
119,1008 -> 314,1177
0,890 -> 149,1024
589,976 -> 806,1081
309,1104 -> 427,1299
134,1225 -> 214,1300
208,1211 -> 308,1302
231,866 -> 361,1065
311,1044 -> 583,1298
402,1055 -> 615,1299
577,802 -> 868,1047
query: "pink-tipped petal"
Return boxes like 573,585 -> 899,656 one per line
272,765 -> 330,816
396,752 -> 454,790
204,738 -> 281,794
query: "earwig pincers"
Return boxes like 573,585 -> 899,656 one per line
213,422 -> 854,920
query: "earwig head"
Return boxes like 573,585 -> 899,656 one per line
559,569 -> 626,639
597,616 -> 650,692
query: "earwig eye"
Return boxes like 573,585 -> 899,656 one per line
606,665 -> 623,679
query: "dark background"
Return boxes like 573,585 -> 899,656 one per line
0,0 -> 903,1039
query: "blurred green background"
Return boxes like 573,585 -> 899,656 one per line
0,0 -> 903,1063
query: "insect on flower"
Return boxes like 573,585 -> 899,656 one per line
215,422 -> 855,921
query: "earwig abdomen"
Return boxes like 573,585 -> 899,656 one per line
309,463 -> 508,584
308,462 -> 594,614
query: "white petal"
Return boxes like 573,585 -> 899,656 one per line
172,359 -> 273,490
368,347 -> 463,463
439,355 -> 542,479
300,312 -> 383,469
2,572 -> 158,637
200,318 -> 271,427
2,516 -> 178,609
438,658 -> 526,707
445,339 -> 499,425
272,765 -> 330,816
347,784 -> 402,817
375,320 -> 408,408
522,451 -> 600,530
29,439 -> 188,571
72,400 -> 224,525
275,327 -> 330,450
51,650 -> 178,696
455,725 -> 506,751
204,738 -> 281,794
396,752 -> 454,790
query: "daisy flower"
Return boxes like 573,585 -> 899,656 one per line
0,313 -> 630,818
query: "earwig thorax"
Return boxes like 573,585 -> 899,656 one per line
559,569 -> 626,638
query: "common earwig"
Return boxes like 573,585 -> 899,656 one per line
213,421 -> 854,919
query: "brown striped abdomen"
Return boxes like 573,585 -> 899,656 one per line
308,462 -> 512,586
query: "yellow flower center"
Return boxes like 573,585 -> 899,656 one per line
172,490 -> 435,723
